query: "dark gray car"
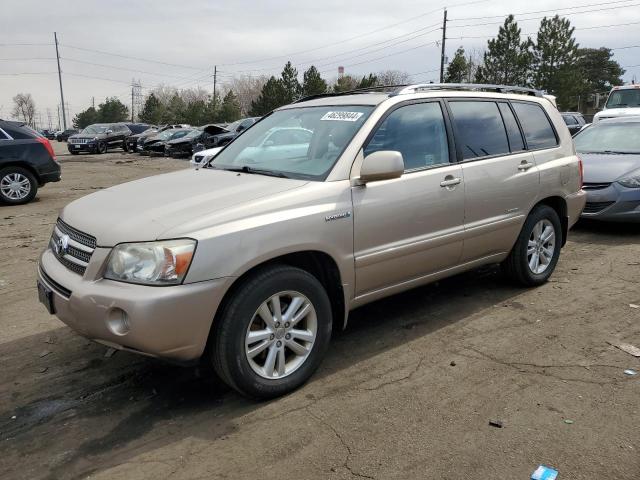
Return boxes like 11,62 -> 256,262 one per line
67,123 -> 131,155
575,116 -> 640,222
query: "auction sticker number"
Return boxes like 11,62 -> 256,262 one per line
321,111 -> 364,122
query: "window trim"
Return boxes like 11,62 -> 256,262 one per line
497,101 -> 527,154
510,100 -> 560,152
444,98 -> 515,163
0,126 -> 13,141
361,98 -> 458,174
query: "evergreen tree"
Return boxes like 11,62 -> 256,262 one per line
357,74 -> 378,89
96,97 -> 128,123
249,76 -> 288,115
218,90 -> 242,122
475,15 -> 533,86
281,61 -> 302,103
302,66 -> 328,97
72,106 -> 99,129
332,75 -> 359,92
533,16 -> 579,95
445,47 -> 471,83
138,93 -> 164,125
166,94 -> 186,123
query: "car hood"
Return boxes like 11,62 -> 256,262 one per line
581,152 -> 640,183
60,169 -> 308,246
167,136 -> 197,145
595,108 -> 640,121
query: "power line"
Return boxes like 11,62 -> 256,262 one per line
0,43 -> 53,47
447,20 -> 640,39
61,44 -> 204,70
60,57 -> 205,80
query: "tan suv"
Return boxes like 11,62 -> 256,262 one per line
37,84 -> 585,398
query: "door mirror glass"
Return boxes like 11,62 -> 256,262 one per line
359,150 -> 404,183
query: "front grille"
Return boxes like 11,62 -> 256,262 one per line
50,218 -> 96,275
583,182 -> 611,191
583,201 -> 615,214
70,138 -> 92,144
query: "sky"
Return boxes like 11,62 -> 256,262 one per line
1,0 -> 639,129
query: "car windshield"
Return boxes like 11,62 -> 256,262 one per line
574,123 -> 640,154
605,89 -> 640,109
155,130 -> 178,140
210,106 -> 374,180
168,129 -> 192,140
183,130 -> 201,139
82,124 -> 109,134
225,119 -> 242,132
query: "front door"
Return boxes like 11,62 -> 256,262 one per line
352,101 -> 465,298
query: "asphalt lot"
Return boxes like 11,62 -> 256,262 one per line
0,141 -> 639,480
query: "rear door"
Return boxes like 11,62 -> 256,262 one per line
446,99 -> 539,262
352,100 -> 465,298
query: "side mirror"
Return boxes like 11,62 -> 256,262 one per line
359,150 -> 404,183
105,129 -> 113,134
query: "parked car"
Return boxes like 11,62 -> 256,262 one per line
56,129 -> 79,142
594,84 -> 640,123
67,123 -> 132,154
191,146 -> 223,168
193,117 -> 260,152
561,112 -> 586,136
37,84 -> 585,398
0,119 -> 60,204
141,128 -> 194,155
574,116 -> 640,222
130,124 -> 188,154
166,124 -> 230,157
41,129 -> 57,140
122,123 -> 152,152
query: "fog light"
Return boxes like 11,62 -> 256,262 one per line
106,308 -> 130,336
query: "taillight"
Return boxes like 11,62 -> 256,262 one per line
577,155 -> 584,188
36,136 -> 57,161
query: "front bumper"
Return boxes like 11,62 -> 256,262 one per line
581,183 -> 640,222
37,248 -> 231,362
68,142 -> 97,153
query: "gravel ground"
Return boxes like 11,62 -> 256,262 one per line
0,141 -> 639,480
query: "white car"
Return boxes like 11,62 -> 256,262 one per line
191,146 -> 223,169
594,84 -> 640,122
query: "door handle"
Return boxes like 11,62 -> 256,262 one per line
518,161 -> 535,171
440,176 -> 462,187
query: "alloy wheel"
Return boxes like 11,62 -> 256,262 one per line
0,173 -> 31,200
245,291 -> 317,379
527,219 -> 556,274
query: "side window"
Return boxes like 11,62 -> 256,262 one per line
448,101 -> 510,159
0,129 -> 9,140
512,102 -> 558,150
498,103 -> 525,152
364,102 -> 450,171
562,115 -> 578,126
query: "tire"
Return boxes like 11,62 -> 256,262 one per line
96,142 -> 107,154
0,167 -> 38,205
502,205 -> 562,286
210,265 -> 332,399
122,141 -> 128,152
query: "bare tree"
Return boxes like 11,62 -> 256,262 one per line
226,75 -> 269,116
12,93 -> 36,126
376,70 -> 411,85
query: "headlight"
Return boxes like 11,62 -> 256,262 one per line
104,239 -> 196,285
618,170 -> 640,188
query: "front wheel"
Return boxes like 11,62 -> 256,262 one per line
502,205 -> 562,286
210,265 -> 332,399
96,142 -> 107,154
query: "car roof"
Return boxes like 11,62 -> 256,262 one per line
598,115 -> 640,124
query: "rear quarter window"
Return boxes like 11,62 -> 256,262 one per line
512,102 -> 558,150
1,124 -> 38,140
448,100 -> 510,160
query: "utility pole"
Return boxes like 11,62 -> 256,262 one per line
54,32 -> 67,129
131,81 -> 135,122
439,9 -> 447,83
213,65 -> 217,107
56,104 -> 61,130
92,96 -> 95,109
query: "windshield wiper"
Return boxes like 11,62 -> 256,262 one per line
222,166 -> 290,178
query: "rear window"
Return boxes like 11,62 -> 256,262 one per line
1,123 -> 39,139
448,101 -> 510,160
512,102 -> 558,150
562,115 -> 578,126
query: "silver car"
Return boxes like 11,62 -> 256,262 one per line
37,84 -> 585,398
576,117 -> 640,222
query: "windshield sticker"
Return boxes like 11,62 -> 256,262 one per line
321,111 -> 364,122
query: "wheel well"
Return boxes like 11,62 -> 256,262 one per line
211,251 -> 345,336
0,161 -> 41,184
535,196 -> 568,246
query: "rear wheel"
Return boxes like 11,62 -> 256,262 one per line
0,167 -> 37,205
502,205 -> 561,286
210,265 -> 332,399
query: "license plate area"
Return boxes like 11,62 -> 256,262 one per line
37,280 -> 56,314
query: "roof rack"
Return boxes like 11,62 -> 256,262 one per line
392,83 -> 543,97
294,84 -> 408,104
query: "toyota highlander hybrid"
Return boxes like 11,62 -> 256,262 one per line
37,84 -> 585,399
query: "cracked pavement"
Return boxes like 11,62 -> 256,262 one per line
0,143 -> 639,479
